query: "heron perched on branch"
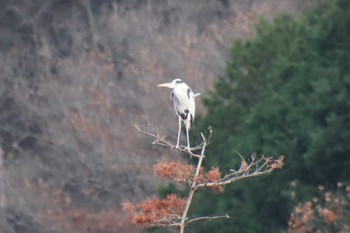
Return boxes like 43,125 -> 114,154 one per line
158,79 -> 200,150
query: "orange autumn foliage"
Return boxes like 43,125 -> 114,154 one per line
154,161 -> 195,183
122,194 -> 185,228
288,185 -> 350,233
153,161 -> 223,192
207,167 -> 224,193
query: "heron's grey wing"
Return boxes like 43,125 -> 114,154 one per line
186,87 -> 195,120
172,87 -> 195,121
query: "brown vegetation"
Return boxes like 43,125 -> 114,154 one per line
288,184 -> 350,233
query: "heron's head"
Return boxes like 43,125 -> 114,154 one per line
157,79 -> 184,89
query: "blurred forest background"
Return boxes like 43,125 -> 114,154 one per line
1,0 -> 349,233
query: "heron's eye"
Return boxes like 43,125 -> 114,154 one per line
175,80 -> 183,84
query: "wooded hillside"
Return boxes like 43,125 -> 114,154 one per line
0,1 -> 313,232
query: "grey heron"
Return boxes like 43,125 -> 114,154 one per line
158,79 -> 200,150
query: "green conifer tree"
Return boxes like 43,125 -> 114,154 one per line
190,0 -> 350,232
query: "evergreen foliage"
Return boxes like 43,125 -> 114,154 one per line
190,0 -> 350,232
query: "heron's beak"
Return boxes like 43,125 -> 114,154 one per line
157,82 -> 175,88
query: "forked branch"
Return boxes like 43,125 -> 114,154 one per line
195,154 -> 284,188
133,124 -> 212,158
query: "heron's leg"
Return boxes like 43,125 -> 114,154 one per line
176,116 -> 182,148
185,123 -> 190,152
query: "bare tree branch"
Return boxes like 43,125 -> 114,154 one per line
179,133 -> 207,233
195,155 -> 284,188
134,124 -> 212,159
187,213 -> 230,224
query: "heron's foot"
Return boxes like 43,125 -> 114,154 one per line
185,146 -> 191,153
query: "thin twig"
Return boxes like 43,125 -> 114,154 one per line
195,170 -> 271,188
187,214 -> 230,224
